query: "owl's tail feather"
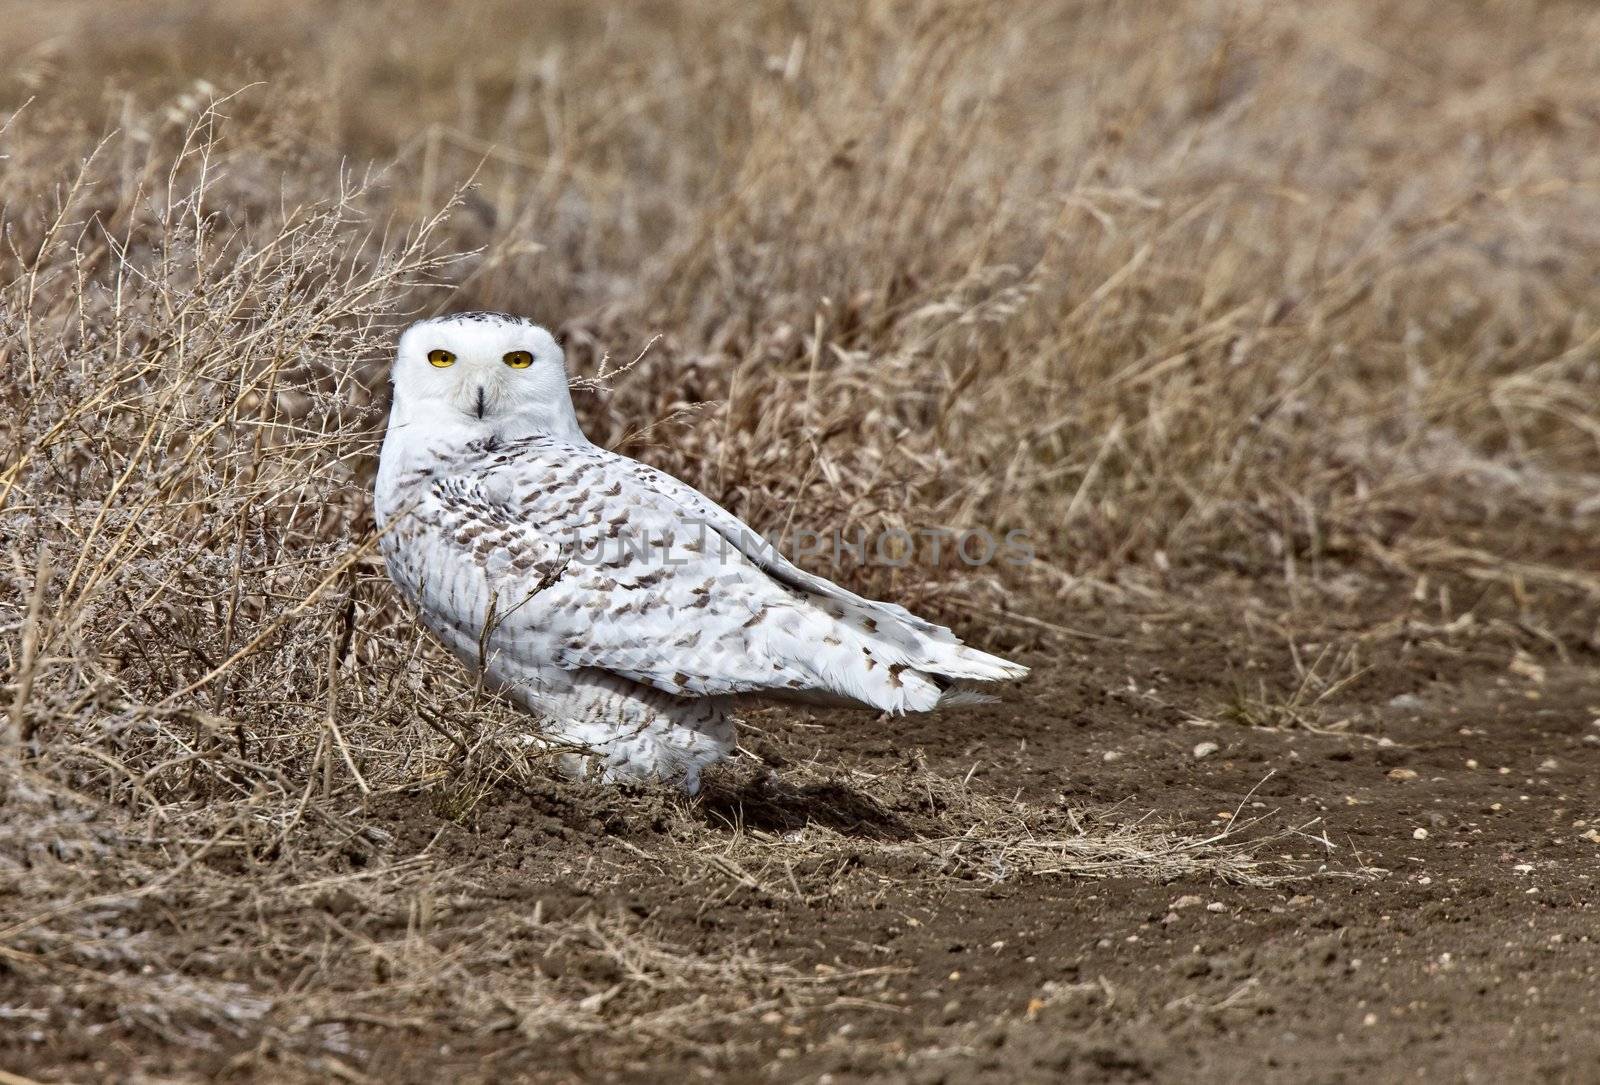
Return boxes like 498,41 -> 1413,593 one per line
839,619 -> 1027,716
932,687 -> 1001,708
916,640 -> 1031,684
781,590 -> 1028,716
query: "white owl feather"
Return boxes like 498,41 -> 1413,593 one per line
375,312 -> 1027,791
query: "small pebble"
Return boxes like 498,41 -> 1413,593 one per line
1412,828 -> 1429,840
1206,901 -> 1226,913
1193,741 -> 1220,760
1387,768 -> 1418,781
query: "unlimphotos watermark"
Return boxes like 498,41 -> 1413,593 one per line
564,518 -> 1035,569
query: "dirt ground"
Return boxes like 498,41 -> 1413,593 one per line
8,558 -> 1599,1084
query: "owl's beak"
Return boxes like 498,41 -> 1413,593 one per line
474,385 -> 487,420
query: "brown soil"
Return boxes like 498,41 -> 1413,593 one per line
7,565 -> 1599,1084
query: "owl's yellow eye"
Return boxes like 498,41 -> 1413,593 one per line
427,349 -> 456,368
503,350 -> 534,369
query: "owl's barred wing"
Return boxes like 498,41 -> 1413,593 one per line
422,457 -> 877,703
610,454 -> 1031,688
418,436 -> 1025,713
617,460 -> 1022,648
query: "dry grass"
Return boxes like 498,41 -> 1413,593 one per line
1,749 -> 1325,1077
1,0 -> 1598,1078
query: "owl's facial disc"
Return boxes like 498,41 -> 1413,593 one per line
390,313 -> 584,443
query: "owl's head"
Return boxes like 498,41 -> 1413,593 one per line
388,312 -> 585,443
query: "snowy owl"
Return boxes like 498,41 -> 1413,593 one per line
375,312 -> 1028,791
